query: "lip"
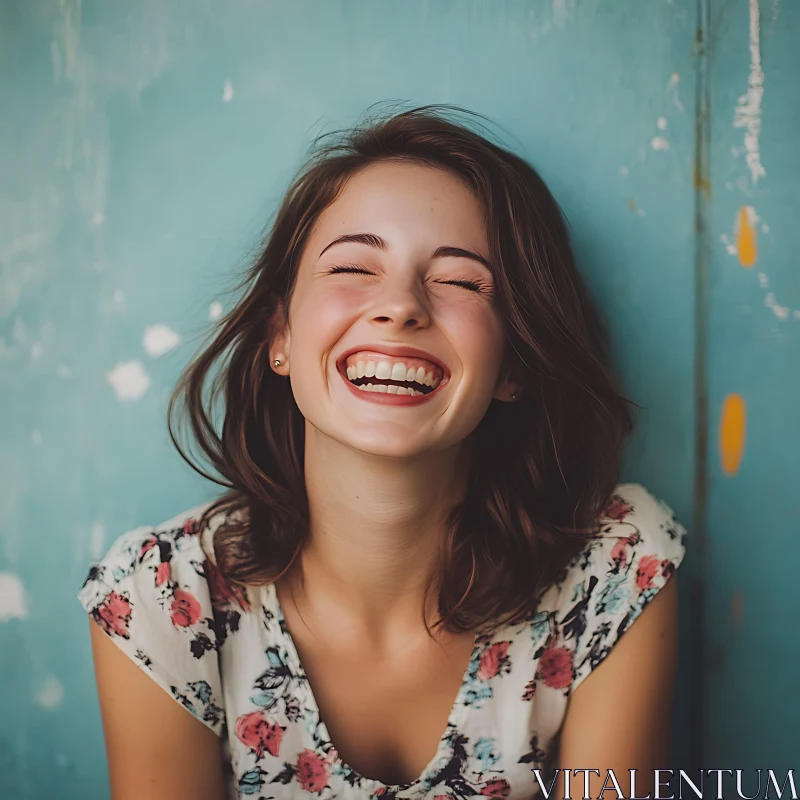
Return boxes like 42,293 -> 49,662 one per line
335,343 -> 451,406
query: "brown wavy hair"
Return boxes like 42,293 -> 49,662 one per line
167,103 -> 636,637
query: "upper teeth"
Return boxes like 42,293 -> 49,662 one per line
344,357 -> 442,389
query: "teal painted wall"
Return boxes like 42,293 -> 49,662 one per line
0,1 -> 796,796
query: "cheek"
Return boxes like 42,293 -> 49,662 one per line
439,302 -> 506,364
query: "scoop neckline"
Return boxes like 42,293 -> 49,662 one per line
265,580 -> 491,793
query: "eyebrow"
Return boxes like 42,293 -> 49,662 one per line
318,232 -> 493,272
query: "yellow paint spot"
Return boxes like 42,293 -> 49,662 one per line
736,206 -> 757,267
719,393 -> 746,476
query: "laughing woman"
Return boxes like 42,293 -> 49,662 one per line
78,105 -> 687,800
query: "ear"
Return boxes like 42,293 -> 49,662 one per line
492,351 -> 523,403
268,296 -> 291,376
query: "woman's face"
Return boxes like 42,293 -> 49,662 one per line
273,160 -> 517,458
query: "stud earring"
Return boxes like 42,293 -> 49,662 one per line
511,392 -> 517,400
274,358 -> 282,367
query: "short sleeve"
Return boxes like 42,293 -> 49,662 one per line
563,483 -> 688,693
77,507 -> 226,735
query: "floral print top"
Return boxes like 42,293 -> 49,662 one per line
77,482 -> 687,799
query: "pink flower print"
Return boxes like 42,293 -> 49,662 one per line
636,555 -> 662,591
155,561 -> 170,586
602,494 -> 633,521
538,646 -> 574,690
296,748 -> 330,793
139,535 -> 158,558
94,591 -> 132,638
170,588 -> 201,627
205,557 -> 250,612
480,778 -> 511,797
477,641 -> 510,680
183,517 -> 200,536
610,537 -> 635,570
235,710 -> 284,759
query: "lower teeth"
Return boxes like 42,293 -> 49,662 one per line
354,383 -> 425,396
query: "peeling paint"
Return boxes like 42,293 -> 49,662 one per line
106,360 -> 150,401
666,71 -> 685,113
143,323 -> 181,357
0,572 -> 28,621
733,0 -> 766,185
223,78 -> 234,102
209,300 -> 223,321
650,136 -> 670,151
36,676 -> 65,710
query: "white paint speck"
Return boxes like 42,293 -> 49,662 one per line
31,344 -> 43,359
90,521 -> 106,561
657,117 -> 668,130
143,324 -> 181,357
56,365 -> 72,379
36,676 -> 64,710
757,271 -> 769,289
91,211 -> 105,226
209,301 -> 223,321
650,136 -> 670,151
0,573 -> 28,621
223,79 -> 234,102
761,223 -> 769,233
113,289 -> 125,308
666,72 -> 685,113
636,208 -> 646,217
733,0 -> 766,184
764,293 -> 790,321
31,429 -> 42,446
106,360 -> 150,401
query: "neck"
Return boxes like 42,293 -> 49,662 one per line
285,423 -> 473,648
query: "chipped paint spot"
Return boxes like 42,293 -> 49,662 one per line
209,300 -> 223,321
0,573 -> 28,621
650,136 -> 670,151
733,0 -> 766,185
666,72 -> 685,113
719,393 -> 746,476
91,211 -> 105,226
56,364 -> 71,379
731,590 -> 743,628
764,293 -> 790,321
113,289 -> 125,308
31,430 -> 42,446
36,676 -> 65,710
90,521 -> 106,560
31,343 -> 43,359
106,360 -> 150,401
223,79 -> 234,102
736,206 -> 758,267
657,117 -> 668,130
143,323 -> 181,357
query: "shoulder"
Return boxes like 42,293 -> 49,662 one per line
555,483 -> 688,691
565,482 -> 686,584
76,500 -> 246,736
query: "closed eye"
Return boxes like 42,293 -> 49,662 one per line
327,264 -> 372,275
437,279 -> 489,293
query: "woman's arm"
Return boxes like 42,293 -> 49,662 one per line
557,576 -> 680,799
89,619 -> 229,800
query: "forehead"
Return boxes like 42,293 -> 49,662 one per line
309,160 -> 488,250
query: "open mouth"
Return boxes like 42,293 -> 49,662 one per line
335,348 -> 449,398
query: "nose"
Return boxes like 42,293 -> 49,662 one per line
368,275 -> 431,331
